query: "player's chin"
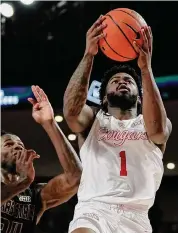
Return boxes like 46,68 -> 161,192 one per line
2,161 -> 17,175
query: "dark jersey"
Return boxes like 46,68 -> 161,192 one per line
1,184 -> 42,233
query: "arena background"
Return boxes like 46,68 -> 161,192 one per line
1,1 -> 178,233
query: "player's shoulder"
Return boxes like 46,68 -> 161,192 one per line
90,106 -> 100,116
78,106 -> 100,141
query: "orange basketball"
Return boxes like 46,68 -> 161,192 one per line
99,8 -> 147,62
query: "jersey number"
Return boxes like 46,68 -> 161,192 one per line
119,151 -> 127,176
1,217 -> 23,233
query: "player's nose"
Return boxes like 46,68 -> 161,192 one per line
14,144 -> 23,151
118,79 -> 127,85
116,80 -> 127,90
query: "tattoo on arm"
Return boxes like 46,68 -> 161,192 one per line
141,68 -> 169,143
57,128 -> 82,175
38,125 -> 82,214
64,54 -> 94,116
43,121 -> 82,176
40,174 -> 78,210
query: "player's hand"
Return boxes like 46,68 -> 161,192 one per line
84,15 -> 107,56
15,149 -> 40,183
133,26 -> 153,70
28,85 -> 54,125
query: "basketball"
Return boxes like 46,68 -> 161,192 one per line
99,8 -> 147,62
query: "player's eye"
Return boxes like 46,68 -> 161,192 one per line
4,142 -> 13,147
112,80 -> 118,84
125,79 -> 133,84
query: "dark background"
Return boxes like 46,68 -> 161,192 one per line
1,1 -> 178,233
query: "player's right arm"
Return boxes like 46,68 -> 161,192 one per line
63,15 -> 107,133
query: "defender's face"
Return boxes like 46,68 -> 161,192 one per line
1,134 -> 24,173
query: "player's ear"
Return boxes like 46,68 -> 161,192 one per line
102,95 -> 108,112
137,96 -> 141,105
103,95 -> 107,105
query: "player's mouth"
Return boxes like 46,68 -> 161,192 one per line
117,85 -> 130,92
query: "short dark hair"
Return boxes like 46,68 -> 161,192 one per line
1,130 -> 8,136
1,130 -> 14,137
99,64 -> 142,114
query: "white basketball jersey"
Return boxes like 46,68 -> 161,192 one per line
78,109 -> 164,210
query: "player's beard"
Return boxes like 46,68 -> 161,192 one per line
1,161 -> 17,175
107,92 -> 137,111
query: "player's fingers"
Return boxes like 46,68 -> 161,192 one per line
36,86 -> 48,101
133,41 -> 141,53
27,149 -> 36,159
144,26 -> 151,45
148,26 -> 153,54
33,103 -> 40,111
28,154 -> 40,164
148,26 -> 153,40
141,29 -> 149,52
31,85 -> 41,103
88,15 -> 106,34
96,15 -> 106,26
93,32 -> 106,42
28,98 -> 40,111
19,150 -> 28,163
35,86 -> 43,102
21,154 -> 27,164
33,154 -> 40,160
90,23 -> 107,38
27,150 -> 40,163
15,150 -> 22,161
28,98 -> 37,106
87,16 -> 101,34
27,149 -> 36,154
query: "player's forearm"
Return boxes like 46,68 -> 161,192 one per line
63,53 -> 94,117
43,120 -> 82,176
141,67 -> 167,143
1,178 -> 31,205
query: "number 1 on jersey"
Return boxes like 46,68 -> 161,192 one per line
119,151 -> 127,176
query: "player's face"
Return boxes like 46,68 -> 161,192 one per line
1,134 -> 25,174
105,72 -> 139,110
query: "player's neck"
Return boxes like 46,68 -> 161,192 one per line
107,107 -> 137,120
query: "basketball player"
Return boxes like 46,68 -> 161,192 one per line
63,15 -> 172,233
1,85 -> 82,233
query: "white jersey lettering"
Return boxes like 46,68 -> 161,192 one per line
78,110 -> 164,210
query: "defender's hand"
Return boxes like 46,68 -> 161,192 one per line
15,149 -> 40,183
84,15 -> 107,56
28,85 -> 54,125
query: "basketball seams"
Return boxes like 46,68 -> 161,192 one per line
113,9 -> 143,28
103,35 -> 132,60
106,13 -> 137,54
99,8 -> 146,61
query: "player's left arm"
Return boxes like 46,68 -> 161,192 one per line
133,26 -> 172,146
28,86 -> 82,224
36,173 -> 79,224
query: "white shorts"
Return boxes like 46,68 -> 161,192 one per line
68,201 -> 152,233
